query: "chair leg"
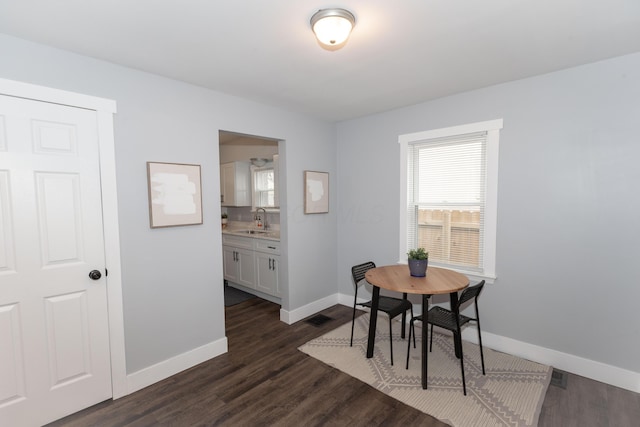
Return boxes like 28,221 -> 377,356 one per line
350,304 -> 357,347
406,318 -> 413,369
429,324 -> 434,352
350,286 -> 361,347
401,293 -> 408,338
474,300 -> 485,375
477,321 -> 485,375
412,320 -> 416,348
459,343 -> 467,395
454,322 -> 467,395
409,306 -> 415,346
388,316 -> 394,365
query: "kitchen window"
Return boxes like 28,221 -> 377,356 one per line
252,166 -> 275,208
251,154 -> 279,211
398,119 -> 502,281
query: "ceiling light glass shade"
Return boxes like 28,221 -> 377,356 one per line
310,9 -> 356,46
250,158 -> 268,167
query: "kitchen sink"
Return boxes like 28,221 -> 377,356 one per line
238,229 -> 268,234
225,229 -> 278,239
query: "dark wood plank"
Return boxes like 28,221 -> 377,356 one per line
47,299 -> 639,427
539,371 -> 640,427
47,300 -> 445,427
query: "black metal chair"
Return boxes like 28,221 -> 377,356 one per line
406,280 -> 486,395
351,261 -> 413,366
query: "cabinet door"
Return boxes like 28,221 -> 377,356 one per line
271,255 -> 280,296
235,248 -> 256,288
255,252 -> 279,296
233,162 -> 251,206
220,163 -> 235,206
222,246 -> 239,282
220,162 -> 251,207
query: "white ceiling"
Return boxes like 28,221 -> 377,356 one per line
1,1 -> 639,122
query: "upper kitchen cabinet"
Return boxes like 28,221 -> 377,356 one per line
220,161 -> 251,206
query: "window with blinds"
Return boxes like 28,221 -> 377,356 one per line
252,167 -> 275,208
399,119 -> 502,279
407,132 -> 486,271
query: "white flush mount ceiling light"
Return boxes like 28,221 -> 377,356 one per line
250,157 -> 268,167
310,8 -> 356,48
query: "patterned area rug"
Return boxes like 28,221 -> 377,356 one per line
299,314 -> 552,427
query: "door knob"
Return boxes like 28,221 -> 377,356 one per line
88,270 -> 102,280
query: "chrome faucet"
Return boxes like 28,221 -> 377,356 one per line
256,207 -> 268,230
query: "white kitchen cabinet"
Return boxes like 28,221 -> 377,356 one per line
223,234 -> 280,298
254,239 -> 280,297
220,161 -> 251,207
222,245 -> 239,282
222,235 -> 255,288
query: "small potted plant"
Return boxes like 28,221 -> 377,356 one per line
221,212 -> 228,228
407,247 -> 429,277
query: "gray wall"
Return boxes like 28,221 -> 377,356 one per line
3,29 -> 638,381
0,34 -> 338,374
336,52 -> 640,373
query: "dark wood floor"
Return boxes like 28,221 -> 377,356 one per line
49,299 -> 639,427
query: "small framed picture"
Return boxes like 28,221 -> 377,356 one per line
147,162 -> 203,228
304,170 -> 329,214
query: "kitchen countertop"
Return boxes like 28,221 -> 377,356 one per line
222,227 -> 280,241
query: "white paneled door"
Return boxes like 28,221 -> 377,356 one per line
0,94 -> 112,426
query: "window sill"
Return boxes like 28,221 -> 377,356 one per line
395,260 -> 495,284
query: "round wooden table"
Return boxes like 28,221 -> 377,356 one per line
365,264 -> 469,389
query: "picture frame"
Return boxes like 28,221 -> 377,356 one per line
147,162 -> 203,228
304,170 -> 329,214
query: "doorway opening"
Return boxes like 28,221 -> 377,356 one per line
219,130 -> 284,310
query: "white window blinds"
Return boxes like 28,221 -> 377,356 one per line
400,119 -> 502,279
407,132 -> 487,272
253,167 -> 275,208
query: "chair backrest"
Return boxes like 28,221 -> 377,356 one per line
457,280 -> 485,309
351,261 -> 376,288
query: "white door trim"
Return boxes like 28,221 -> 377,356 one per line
0,77 -> 128,398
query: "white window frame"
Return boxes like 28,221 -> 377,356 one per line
251,164 -> 279,212
398,119 -> 502,283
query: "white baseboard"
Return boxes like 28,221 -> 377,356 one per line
125,294 -> 639,397
461,328 -> 640,393
336,293 -> 640,393
126,337 -> 228,395
280,293 -> 340,324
